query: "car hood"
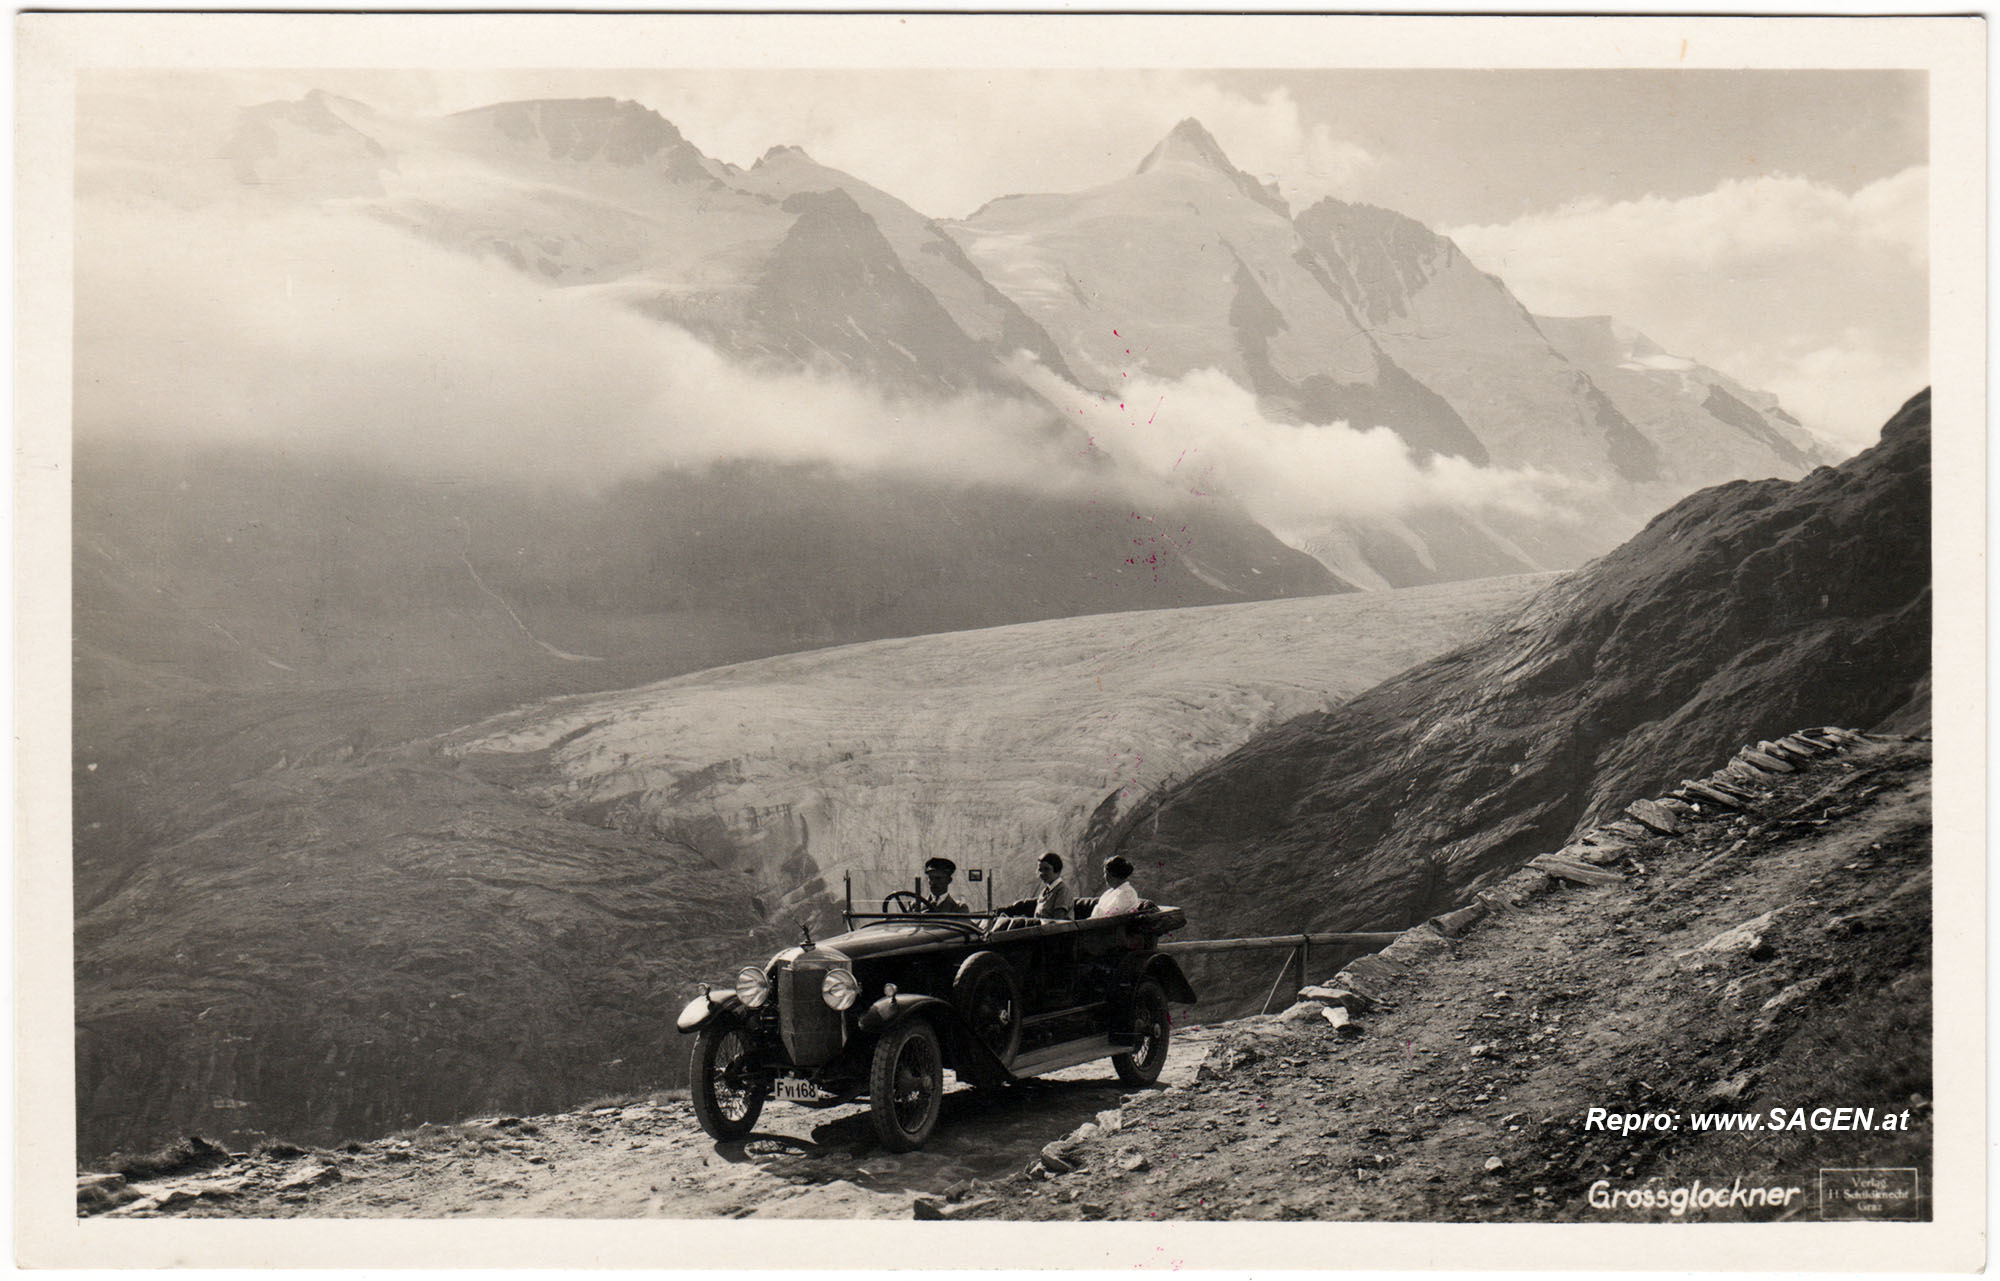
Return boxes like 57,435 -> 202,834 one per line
806,920 -> 972,961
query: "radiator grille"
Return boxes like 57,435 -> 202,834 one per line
777,960 -> 845,1068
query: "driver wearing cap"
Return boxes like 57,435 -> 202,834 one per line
922,857 -> 970,914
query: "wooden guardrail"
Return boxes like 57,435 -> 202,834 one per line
1160,931 -> 1407,1014
1159,932 -> 1403,954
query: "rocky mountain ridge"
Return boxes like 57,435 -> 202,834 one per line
1093,389 -> 1929,949
945,114 -> 1834,584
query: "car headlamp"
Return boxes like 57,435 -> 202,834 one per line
735,964 -> 773,1008
820,968 -> 860,1011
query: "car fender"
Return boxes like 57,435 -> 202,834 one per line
856,992 -> 950,1034
857,994 -> 1012,1087
675,989 -> 745,1034
1142,953 -> 1198,1005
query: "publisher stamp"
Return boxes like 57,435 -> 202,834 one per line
1818,1168 -> 1921,1221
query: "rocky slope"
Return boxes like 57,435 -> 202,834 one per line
961,733 -> 1931,1222
73,737 -> 787,1162
1093,390 -> 1930,949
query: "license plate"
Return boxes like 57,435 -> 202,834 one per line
773,1077 -> 819,1102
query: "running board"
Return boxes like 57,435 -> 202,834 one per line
1008,1034 -> 1117,1079
1022,1001 -> 1107,1027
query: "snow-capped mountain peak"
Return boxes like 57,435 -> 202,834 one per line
221,91 -> 392,197
1137,117 -> 1235,175
754,143 -> 813,167
1135,117 -> 1289,217
446,97 -> 710,174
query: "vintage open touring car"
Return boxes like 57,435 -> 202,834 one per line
676,871 -> 1195,1150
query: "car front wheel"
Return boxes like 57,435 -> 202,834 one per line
1113,979 -> 1171,1086
868,1018 -> 944,1151
690,1021 -> 767,1140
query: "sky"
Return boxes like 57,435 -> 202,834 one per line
81,68 -> 1929,454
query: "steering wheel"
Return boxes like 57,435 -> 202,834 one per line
881,891 -> 929,914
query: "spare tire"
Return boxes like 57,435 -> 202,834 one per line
951,950 -> 1022,1069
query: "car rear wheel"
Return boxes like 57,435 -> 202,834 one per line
952,951 -> 1022,1070
868,1018 -> 944,1151
690,1022 -> 766,1140
1113,979 -> 1171,1086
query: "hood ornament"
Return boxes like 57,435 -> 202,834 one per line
799,919 -> 814,950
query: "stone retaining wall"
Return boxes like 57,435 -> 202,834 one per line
1292,726 -> 1877,1019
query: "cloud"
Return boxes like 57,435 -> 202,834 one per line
1446,168 -> 1928,452
74,179 -> 1573,545
74,197 -> 1070,490
1449,168 -> 1925,285
1018,363 -> 1579,539
1751,336 -> 1931,455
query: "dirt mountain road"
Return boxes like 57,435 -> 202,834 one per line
92,1028 -> 1225,1220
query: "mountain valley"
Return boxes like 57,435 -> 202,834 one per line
75,575 -> 1534,1159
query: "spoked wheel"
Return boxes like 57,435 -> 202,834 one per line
690,1022 -> 767,1140
1113,979 -> 1172,1086
952,951 -> 1022,1071
868,1019 -> 944,1151
881,891 -> 928,914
